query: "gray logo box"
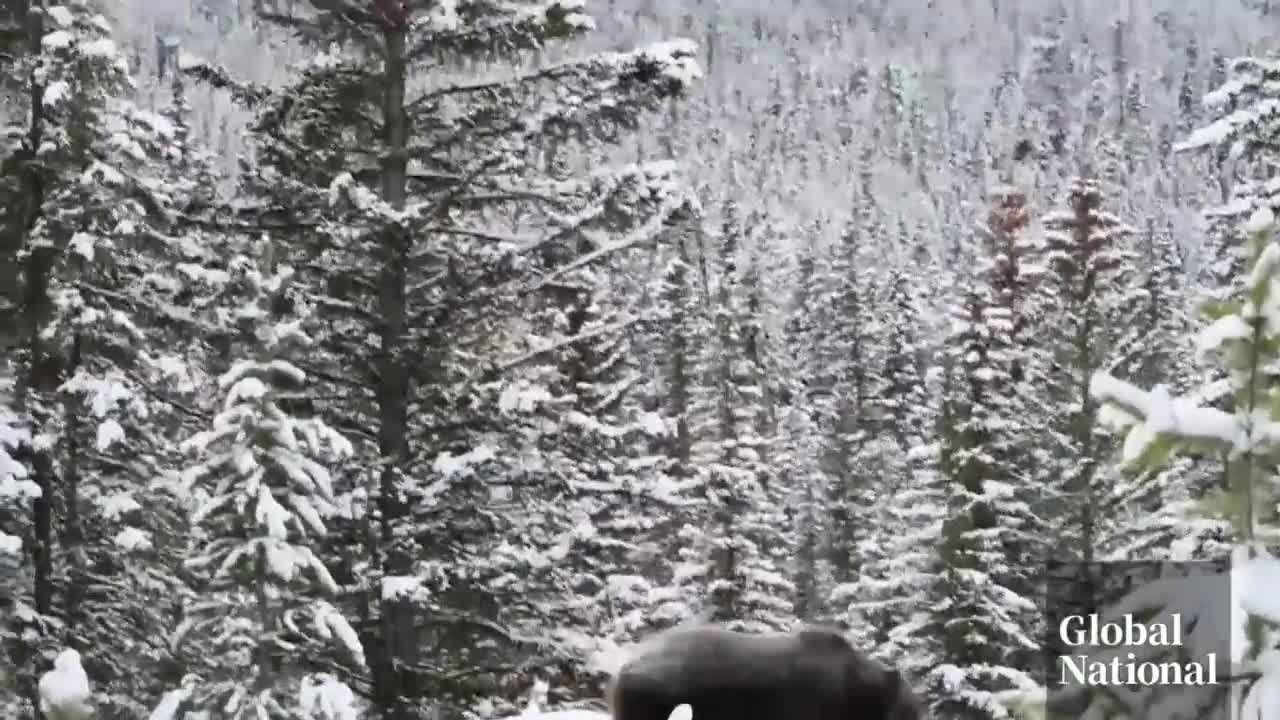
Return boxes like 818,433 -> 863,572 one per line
1043,559 -> 1232,720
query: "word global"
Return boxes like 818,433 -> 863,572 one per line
1059,613 -> 1182,646
1057,613 -> 1220,686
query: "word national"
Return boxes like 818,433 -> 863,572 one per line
1058,652 -> 1219,686
1056,613 -> 1220,686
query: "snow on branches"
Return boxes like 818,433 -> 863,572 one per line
1092,207 -> 1280,468
1085,64 -> 1280,720
38,649 -> 93,720
164,239 -> 364,719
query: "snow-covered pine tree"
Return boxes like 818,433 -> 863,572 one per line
1060,50 -> 1280,720
737,215 -> 796,615
778,218 -> 834,623
179,2 -> 702,715
1023,8 -> 1070,168
1085,195 -> 1280,720
1035,177 -> 1134,569
161,237 -> 364,720
598,114 -> 711,635
1180,58 -> 1280,413
914,184 -> 1049,719
673,197 -> 794,634
0,379 -> 33,567
873,445 -> 948,686
1111,218 -> 1192,392
641,213 -> 714,633
870,62 -> 908,166
846,217 -> 954,671
973,184 -> 1052,598
1102,218 -> 1226,561
481,168 -> 701,700
74,93 -> 239,716
879,352 -> 952,690
0,10 -> 141,702
460,120 -> 702,716
842,266 -> 935,659
817,193 -> 882,622
922,282 -> 1042,720
1107,56 -> 1280,572
869,269 -> 930,450
0,2 -> 221,714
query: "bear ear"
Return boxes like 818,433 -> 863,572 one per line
883,667 -> 902,699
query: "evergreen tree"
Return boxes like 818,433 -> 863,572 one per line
842,265 -> 934,659
179,2 -> 702,715
869,269 -> 929,449
0,386 -> 36,717
778,218 -> 834,623
921,187 -> 1047,720
674,198 -> 793,633
1021,49 -> 1280,720
1102,218 -> 1226,561
1036,177 -> 1133,567
484,172 -> 700,699
1,1 -> 1271,716
1114,219 -> 1191,391
817,194 -> 881,617
160,238 -> 364,719
924,284 -> 1041,720
0,4 -> 208,715
1087,175 -> 1280,720
642,214 -> 713,633
977,185 -> 1051,595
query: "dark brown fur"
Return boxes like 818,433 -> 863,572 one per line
606,625 -> 923,720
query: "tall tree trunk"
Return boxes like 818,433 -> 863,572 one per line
12,5 -> 56,718
253,545 -> 276,692
373,19 -> 414,720
667,237 -> 693,471
60,342 -> 83,643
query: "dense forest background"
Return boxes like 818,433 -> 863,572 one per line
5,0 -> 1280,719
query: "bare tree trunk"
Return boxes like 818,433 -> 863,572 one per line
12,5 -> 56,718
372,18 -> 415,720
59,335 -> 84,642
253,545 -> 275,692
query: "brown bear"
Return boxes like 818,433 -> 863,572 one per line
606,625 -> 923,720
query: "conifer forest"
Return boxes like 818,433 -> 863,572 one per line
10,0 -> 1280,719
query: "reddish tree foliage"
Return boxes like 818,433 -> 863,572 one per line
371,0 -> 407,28
985,186 -> 1034,312
982,186 -> 1039,383
988,187 -> 1030,239
1041,178 -> 1128,304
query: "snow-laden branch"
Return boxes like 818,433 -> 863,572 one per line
409,37 -> 700,108
177,52 -> 272,107
1090,372 -> 1239,464
405,0 -> 596,59
496,315 -> 639,373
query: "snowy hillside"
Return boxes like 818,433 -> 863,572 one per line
4,1 -> 1280,719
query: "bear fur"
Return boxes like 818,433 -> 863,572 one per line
606,625 -> 923,720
